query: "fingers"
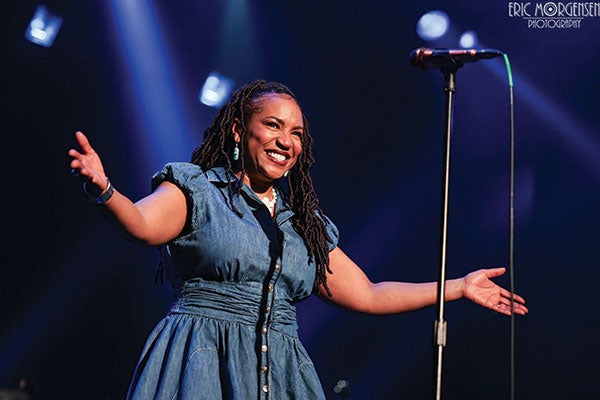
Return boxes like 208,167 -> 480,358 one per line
494,302 -> 514,316
67,132 -> 90,169
485,267 -> 507,278
477,267 -> 528,316
494,300 -> 528,316
499,287 -> 526,303
68,131 -> 104,182
493,292 -> 529,315
68,146 -> 88,177
75,131 -> 94,154
69,158 -> 86,175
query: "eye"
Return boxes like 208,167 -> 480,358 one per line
266,121 -> 279,129
292,130 -> 303,138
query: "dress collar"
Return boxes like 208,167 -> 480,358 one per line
205,167 -> 294,224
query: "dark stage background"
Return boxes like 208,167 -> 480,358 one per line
2,1 -> 599,399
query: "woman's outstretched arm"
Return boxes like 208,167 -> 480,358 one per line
320,246 -> 527,316
68,131 -> 187,246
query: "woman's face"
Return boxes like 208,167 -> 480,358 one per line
234,93 -> 304,189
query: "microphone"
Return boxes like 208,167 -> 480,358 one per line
409,47 -> 503,70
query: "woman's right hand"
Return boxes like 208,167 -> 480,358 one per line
68,131 -> 109,195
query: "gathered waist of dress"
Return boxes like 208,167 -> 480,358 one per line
168,278 -> 299,336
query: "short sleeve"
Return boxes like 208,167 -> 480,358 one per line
151,162 -> 205,192
151,162 -> 211,232
322,214 -> 340,252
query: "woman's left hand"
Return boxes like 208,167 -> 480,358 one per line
463,267 -> 528,316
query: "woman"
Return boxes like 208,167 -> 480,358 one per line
68,80 -> 527,399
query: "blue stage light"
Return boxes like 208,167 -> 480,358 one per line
459,30 -> 478,48
25,5 -> 63,48
416,10 -> 450,41
199,72 -> 234,108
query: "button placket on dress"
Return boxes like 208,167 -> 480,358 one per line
258,252 -> 284,399
257,192 -> 288,399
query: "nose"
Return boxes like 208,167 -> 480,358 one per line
276,130 -> 293,149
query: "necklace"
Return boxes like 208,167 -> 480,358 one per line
261,187 -> 277,215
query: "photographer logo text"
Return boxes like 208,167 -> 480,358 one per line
508,2 -> 600,28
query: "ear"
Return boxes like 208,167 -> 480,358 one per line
232,118 -> 242,143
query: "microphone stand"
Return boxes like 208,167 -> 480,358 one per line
431,59 -> 463,400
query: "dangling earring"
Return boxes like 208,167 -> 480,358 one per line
232,142 -> 240,161
283,170 -> 289,177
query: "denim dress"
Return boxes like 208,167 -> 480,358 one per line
125,163 -> 339,400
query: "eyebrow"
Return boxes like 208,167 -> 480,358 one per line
266,116 -> 304,131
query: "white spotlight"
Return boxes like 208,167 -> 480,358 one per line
199,72 -> 234,108
459,30 -> 478,48
25,5 -> 63,48
416,10 -> 450,41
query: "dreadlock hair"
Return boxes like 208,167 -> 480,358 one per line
190,79 -> 334,296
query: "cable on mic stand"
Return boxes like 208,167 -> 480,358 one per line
502,52 -> 517,400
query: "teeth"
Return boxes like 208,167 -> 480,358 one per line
267,151 -> 286,162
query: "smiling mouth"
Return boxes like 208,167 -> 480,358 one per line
266,150 -> 288,163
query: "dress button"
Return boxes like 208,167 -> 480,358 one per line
260,365 -> 268,373
265,306 -> 271,313
274,264 -> 281,271
261,345 -> 268,352
261,326 -> 267,334
262,385 -> 269,393
268,284 -> 274,292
